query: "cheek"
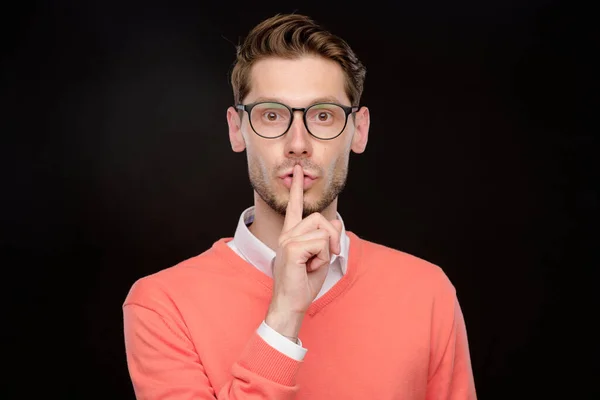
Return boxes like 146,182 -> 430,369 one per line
319,144 -> 349,175
246,142 -> 277,178
248,150 -> 266,174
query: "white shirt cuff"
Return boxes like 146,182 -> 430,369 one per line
256,320 -> 307,361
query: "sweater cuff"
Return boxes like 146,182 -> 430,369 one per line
237,331 -> 303,387
257,320 -> 307,361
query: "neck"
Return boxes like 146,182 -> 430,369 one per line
248,191 -> 339,252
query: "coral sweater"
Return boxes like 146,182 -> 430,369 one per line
123,232 -> 476,399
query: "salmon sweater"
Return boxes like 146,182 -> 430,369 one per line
123,232 -> 477,399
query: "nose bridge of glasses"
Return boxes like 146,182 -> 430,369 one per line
288,107 -> 309,131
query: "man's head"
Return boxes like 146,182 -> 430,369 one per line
227,13 -> 370,218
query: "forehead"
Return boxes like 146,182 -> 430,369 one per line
246,55 -> 349,106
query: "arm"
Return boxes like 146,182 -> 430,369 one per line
425,283 -> 477,400
123,285 -> 302,399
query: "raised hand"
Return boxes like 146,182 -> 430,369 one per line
265,164 -> 343,341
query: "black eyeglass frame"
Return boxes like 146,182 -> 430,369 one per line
235,101 -> 359,140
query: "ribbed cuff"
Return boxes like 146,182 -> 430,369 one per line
257,320 -> 307,361
237,331 -> 303,386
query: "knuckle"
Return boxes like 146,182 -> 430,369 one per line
312,213 -> 333,229
309,212 -> 322,221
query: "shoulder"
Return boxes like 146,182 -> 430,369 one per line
123,238 -> 234,309
352,232 -> 456,296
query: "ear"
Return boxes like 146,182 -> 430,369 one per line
227,106 -> 246,152
351,106 -> 370,154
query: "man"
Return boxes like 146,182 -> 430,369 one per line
123,13 -> 477,399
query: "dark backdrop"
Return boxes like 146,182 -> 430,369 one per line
2,0 -> 595,398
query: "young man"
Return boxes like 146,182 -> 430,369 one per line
123,13 -> 477,399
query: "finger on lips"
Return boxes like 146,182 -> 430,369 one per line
281,165 -> 342,256
283,165 -> 304,233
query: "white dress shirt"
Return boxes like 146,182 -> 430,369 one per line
227,206 -> 350,361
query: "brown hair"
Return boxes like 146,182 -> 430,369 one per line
230,13 -> 366,107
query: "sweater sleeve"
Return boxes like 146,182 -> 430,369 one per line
122,281 -> 302,399
425,276 -> 477,400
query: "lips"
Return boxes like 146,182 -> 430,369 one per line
279,170 -> 317,180
279,169 -> 318,189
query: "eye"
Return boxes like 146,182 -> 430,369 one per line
317,112 -> 331,122
262,110 -> 287,122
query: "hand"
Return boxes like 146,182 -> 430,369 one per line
265,165 -> 342,339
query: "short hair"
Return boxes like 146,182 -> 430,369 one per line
230,13 -> 366,106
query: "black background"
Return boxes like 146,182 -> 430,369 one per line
2,0 -> 595,398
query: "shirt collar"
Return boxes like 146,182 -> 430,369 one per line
232,206 -> 350,278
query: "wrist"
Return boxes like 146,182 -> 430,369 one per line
265,308 -> 305,339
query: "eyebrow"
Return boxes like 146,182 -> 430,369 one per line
250,96 -> 345,105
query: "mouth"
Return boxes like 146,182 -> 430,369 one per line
279,170 -> 317,180
279,170 -> 318,189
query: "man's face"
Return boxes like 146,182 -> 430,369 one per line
228,55 -> 369,218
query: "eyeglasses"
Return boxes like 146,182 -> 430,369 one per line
236,101 -> 359,140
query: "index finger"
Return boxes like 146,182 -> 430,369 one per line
283,164 -> 304,232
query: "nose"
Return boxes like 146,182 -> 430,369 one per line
284,110 -> 313,157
